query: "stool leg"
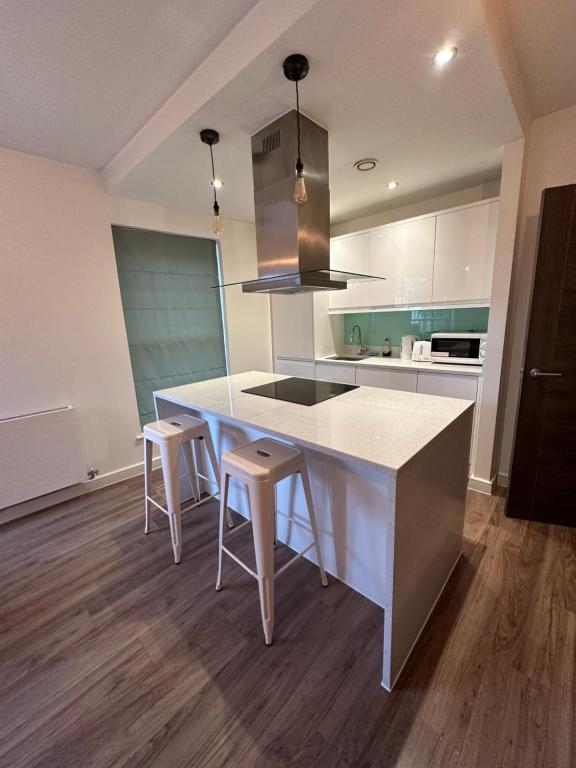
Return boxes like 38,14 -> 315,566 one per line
216,471 -> 230,591
273,485 -> 278,549
159,441 -> 182,564
249,481 -> 276,645
181,440 -> 200,502
144,438 -> 153,534
299,465 -> 329,588
204,432 -> 234,529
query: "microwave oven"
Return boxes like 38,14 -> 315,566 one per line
430,332 -> 487,365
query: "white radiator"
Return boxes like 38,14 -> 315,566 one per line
0,406 -> 86,510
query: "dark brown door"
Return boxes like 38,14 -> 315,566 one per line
508,184 -> 576,526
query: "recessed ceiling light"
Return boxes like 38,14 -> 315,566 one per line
212,178 -> 224,189
354,158 -> 379,172
434,46 -> 458,65
386,180 -> 399,190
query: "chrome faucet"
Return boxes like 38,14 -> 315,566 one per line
350,325 -> 367,355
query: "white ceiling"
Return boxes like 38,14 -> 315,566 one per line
112,0 -> 522,224
0,0 -> 258,168
501,0 -> 576,117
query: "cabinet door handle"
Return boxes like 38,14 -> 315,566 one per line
529,368 -> 563,378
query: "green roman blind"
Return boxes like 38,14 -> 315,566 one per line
112,226 -> 227,427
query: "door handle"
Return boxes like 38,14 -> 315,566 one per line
529,368 -> 563,378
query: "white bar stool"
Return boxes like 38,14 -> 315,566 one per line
216,437 -> 328,645
143,413 -> 232,564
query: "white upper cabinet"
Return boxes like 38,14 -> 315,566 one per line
328,199 -> 498,312
369,217 -> 436,307
432,201 -> 499,304
328,233 -> 371,310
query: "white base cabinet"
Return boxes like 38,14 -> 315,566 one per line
316,362 -> 478,399
416,371 -> 480,467
355,367 -> 418,392
416,371 -> 478,400
315,362 -> 356,385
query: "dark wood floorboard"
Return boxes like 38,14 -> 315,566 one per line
0,476 -> 574,767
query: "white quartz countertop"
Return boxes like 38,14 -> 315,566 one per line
316,356 -> 483,377
154,371 -> 474,475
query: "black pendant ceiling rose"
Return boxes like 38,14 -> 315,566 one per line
283,53 -> 309,204
282,53 -> 309,82
200,128 -> 223,235
199,128 -> 220,147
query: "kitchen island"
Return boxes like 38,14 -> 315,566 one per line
154,371 -> 474,690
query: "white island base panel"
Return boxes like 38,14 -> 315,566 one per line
155,373 -> 473,691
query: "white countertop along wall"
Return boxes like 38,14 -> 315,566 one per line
316,356 -> 483,377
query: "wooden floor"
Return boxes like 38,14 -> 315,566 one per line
0,477 -> 574,768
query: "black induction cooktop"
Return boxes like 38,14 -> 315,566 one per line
242,377 -> 358,406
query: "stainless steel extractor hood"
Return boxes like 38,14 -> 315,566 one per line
214,109 -> 382,295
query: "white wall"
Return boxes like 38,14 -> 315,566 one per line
330,180 -> 501,237
0,148 -> 271,491
470,139 -> 524,492
0,149 -> 143,481
497,104 -> 576,483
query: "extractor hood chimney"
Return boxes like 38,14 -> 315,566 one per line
214,110 -> 382,295
243,109 -> 341,294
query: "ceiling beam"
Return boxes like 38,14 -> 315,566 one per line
103,0 -> 321,188
480,0 -> 532,135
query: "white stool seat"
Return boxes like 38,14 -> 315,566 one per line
221,438 -> 302,483
143,413 -> 208,444
216,437 -> 328,645
143,413 -> 232,564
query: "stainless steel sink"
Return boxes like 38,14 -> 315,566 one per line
326,355 -> 365,361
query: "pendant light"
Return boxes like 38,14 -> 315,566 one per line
283,53 -> 309,204
200,128 -> 223,234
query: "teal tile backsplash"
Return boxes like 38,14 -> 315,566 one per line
343,308 -> 489,347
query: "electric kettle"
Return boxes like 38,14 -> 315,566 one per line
412,340 -> 432,362
401,335 -> 419,360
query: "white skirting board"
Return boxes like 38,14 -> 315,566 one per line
467,475 -> 496,495
467,474 -> 509,494
0,457 -> 161,526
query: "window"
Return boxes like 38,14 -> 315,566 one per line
112,226 -> 227,426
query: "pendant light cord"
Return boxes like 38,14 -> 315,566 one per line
209,145 -> 218,206
296,80 -> 302,165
